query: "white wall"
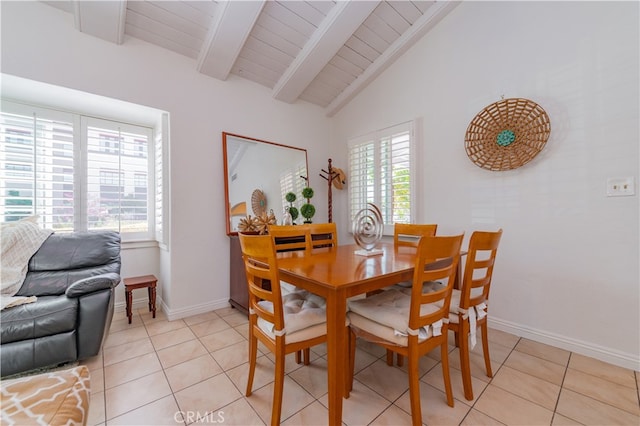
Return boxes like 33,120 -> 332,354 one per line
0,2 -> 333,317
332,1 -> 639,369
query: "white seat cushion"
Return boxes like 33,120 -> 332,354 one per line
446,289 -> 488,323
280,281 -> 300,295
448,288 -> 463,323
446,289 -> 487,349
393,280 -> 412,288
395,280 -> 444,292
256,291 -> 327,344
347,288 -> 441,346
348,311 -> 436,346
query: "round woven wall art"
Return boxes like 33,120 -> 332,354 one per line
465,98 -> 551,171
251,189 -> 267,216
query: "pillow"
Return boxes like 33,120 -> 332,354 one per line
1,365 -> 90,425
1,216 -> 53,296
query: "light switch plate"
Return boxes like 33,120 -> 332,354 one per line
606,176 -> 635,197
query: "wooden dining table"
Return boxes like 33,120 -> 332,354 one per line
276,241 -> 418,425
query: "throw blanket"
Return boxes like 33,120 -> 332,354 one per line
1,216 -> 53,310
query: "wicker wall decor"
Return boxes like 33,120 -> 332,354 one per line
251,189 -> 267,216
465,98 -> 551,171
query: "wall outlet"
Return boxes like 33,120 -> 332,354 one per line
606,176 -> 635,197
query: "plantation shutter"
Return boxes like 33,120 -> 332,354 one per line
154,125 -> 164,244
0,104 -> 75,230
84,117 -> 152,239
348,121 -> 414,234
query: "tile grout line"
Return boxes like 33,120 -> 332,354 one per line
153,315 -> 188,426
549,351 -> 572,425
192,312 -> 265,426
457,335 -> 523,426
108,311 -> 180,426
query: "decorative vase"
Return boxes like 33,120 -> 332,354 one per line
281,207 -> 293,225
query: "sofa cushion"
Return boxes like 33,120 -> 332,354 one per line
1,332 -> 77,378
17,231 -> 121,297
1,296 -> 78,344
28,231 -> 120,272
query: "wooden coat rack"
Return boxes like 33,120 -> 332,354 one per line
319,158 -> 341,223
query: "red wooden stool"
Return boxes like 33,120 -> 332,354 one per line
124,274 -> 157,324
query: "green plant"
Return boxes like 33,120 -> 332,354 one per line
300,186 -> 315,223
288,206 -> 299,221
300,203 -> 315,223
301,187 -> 314,199
285,192 -> 299,222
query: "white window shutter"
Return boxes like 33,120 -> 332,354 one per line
348,121 -> 414,234
0,105 -> 75,230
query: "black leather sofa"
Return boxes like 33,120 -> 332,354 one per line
0,231 -> 121,377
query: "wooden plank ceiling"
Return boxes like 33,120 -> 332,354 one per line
42,1 -> 459,116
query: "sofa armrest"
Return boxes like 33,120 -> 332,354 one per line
65,273 -> 121,298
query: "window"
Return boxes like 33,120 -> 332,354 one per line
348,121 -> 415,234
0,101 -> 157,241
279,161 -> 307,214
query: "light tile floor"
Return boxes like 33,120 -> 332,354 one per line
83,307 -> 640,425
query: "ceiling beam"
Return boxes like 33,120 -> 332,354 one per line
325,1 -> 462,117
72,0 -> 126,44
197,0 -> 266,80
272,1 -> 380,104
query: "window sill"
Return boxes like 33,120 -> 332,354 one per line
122,239 -> 160,250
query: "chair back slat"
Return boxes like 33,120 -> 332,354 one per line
408,234 -> 463,331
238,233 -> 284,331
460,230 -> 503,309
307,223 -> 338,248
268,225 -> 312,253
394,223 -> 437,249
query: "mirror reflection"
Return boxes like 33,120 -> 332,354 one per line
223,132 -> 308,235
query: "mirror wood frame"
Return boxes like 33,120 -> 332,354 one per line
222,132 -> 308,236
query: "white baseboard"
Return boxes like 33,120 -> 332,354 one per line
114,299 -> 151,313
161,298 -> 232,321
114,297 -> 233,321
488,316 -> 640,371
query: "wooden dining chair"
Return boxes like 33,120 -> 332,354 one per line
347,234 -> 464,426
267,224 -> 318,364
238,233 -> 327,426
306,222 -> 338,248
394,223 -> 438,249
267,224 -> 312,253
447,229 -> 502,401
386,223 -> 438,366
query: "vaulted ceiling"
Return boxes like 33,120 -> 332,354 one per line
42,1 -> 459,116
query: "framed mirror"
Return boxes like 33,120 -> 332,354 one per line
223,132 -> 308,236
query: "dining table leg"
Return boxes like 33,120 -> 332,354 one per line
326,289 -> 348,425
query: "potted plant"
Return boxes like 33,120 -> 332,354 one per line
284,191 -> 299,224
300,187 -> 315,224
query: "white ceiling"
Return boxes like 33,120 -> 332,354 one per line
42,1 -> 459,116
